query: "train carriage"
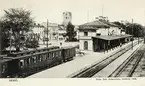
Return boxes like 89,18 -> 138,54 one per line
0,57 -> 12,78
5,55 -> 30,77
62,46 -> 76,62
0,46 -> 77,78
4,48 -> 63,77
47,49 -> 63,66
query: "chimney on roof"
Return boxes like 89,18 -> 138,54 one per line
96,16 -> 109,22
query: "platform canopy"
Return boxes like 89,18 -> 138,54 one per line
92,34 -> 132,41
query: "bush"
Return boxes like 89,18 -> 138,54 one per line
25,39 -> 39,48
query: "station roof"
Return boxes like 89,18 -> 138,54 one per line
99,20 -> 119,27
92,34 -> 132,41
79,20 -> 110,30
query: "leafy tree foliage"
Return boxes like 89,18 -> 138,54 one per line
25,33 -> 39,48
0,8 -> 35,51
113,21 -> 126,29
66,22 -> 77,42
0,22 -> 10,50
113,21 -> 145,37
126,23 -> 145,37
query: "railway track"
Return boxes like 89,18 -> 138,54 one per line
109,44 -> 145,77
68,41 -> 142,78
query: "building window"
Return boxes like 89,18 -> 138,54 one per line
84,41 -> 88,50
20,59 -> 24,68
27,58 -> 31,65
2,64 -> 6,73
84,32 -> 88,36
96,33 -> 101,36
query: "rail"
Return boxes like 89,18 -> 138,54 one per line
67,40 -> 142,78
109,44 -> 145,77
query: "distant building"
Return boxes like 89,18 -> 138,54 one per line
58,25 -> 66,41
41,22 -> 59,41
0,27 -> 1,54
78,16 -> 132,51
62,12 -> 72,27
31,23 -> 45,42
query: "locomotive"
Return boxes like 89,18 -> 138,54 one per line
0,46 -> 76,78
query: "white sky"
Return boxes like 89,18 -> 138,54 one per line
0,0 -> 145,25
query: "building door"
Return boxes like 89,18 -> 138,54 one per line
84,41 -> 88,50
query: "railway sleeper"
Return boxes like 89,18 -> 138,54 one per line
72,42 -> 138,78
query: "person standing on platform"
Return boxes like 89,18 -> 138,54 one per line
60,42 -> 62,48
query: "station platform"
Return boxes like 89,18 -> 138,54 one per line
28,40 -> 140,78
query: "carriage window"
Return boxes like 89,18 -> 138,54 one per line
29,58 -> 31,64
73,49 -> 75,55
47,53 -> 49,59
2,64 -> 6,73
68,50 -> 70,56
27,58 -> 30,65
43,54 -> 47,61
20,59 -> 24,68
39,55 -> 42,62
40,54 -> 43,62
57,51 -> 59,56
55,52 -> 57,57
49,53 -> 51,59
69,50 -> 71,55
59,51 -> 62,56
67,50 -> 69,56
53,53 -> 55,57
32,56 -> 37,63
40,57 -> 42,62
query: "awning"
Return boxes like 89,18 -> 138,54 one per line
92,34 -> 132,41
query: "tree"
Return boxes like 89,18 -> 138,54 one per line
113,21 -> 145,37
0,22 -> 10,51
113,21 -> 126,30
25,33 -> 39,48
66,22 -> 76,42
126,23 -> 144,37
0,8 -> 34,52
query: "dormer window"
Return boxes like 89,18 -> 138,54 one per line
96,33 -> 101,36
84,32 -> 88,36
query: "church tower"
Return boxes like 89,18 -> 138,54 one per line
62,12 -> 72,27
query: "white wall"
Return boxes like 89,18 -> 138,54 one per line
109,27 -> 121,35
79,31 -> 96,37
79,32 -> 84,36
79,40 -> 93,51
88,32 -> 96,36
100,28 -> 108,35
32,27 -> 45,39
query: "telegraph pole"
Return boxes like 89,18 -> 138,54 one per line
132,19 -> 133,50
138,27 -> 139,45
87,12 -> 89,23
10,28 -> 12,53
102,4 -> 104,17
0,27 -> 1,55
46,19 -> 49,48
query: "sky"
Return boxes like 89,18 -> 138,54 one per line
0,0 -> 145,25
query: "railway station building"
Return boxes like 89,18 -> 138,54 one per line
78,16 -> 132,52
